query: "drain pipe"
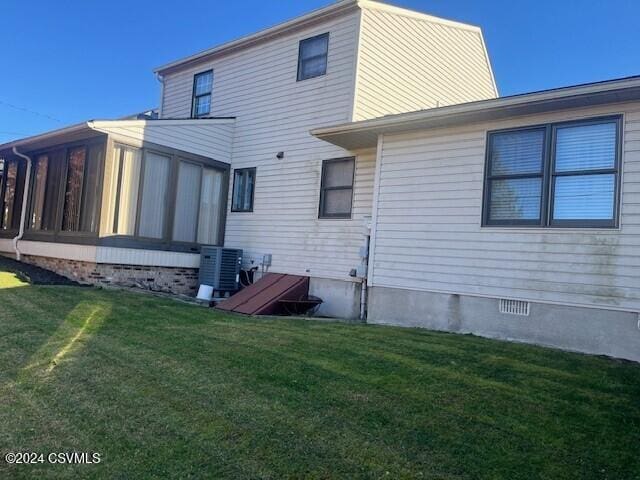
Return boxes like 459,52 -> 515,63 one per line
11,146 -> 32,261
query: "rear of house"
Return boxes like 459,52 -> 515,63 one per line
1,0 -> 639,361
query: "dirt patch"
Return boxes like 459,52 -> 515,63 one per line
0,255 -> 82,286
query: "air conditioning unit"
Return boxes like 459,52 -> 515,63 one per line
199,246 -> 243,293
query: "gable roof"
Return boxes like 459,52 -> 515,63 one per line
154,0 -> 482,76
311,75 -> 640,150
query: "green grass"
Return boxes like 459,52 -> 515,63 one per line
0,271 -> 639,479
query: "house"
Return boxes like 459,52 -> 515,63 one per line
0,0 -> 496,304
1,0 -> 639,361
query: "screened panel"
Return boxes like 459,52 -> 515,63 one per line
78,144 -> 103,233
139,151 -> 170,239
173,161 -> 201,242
197,168 -> 223,244
553,174 -> 615,220
489,177 -> 542,221
30,155 -> 49,230
1,161 -> 17,229
322,189 -> 352,216
324,159 -> 354,188
490,129 -> 544,176
555,122 -> 617,172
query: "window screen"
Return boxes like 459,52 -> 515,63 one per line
297,33 -> 329,81
319,157 -> 354,218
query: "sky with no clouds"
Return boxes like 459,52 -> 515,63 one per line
1,0 -> 638,141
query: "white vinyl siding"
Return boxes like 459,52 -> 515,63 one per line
161,11 -> 366,280
354,6 -> 496,121
90,119 -> 234,164
370,103 -> 640,311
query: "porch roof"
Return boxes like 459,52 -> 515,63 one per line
311,75 -> 640,150
0,117 -> 236,164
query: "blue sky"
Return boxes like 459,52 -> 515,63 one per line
1,0 -> 638,142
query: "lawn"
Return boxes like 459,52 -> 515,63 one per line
0,271 -> 639,479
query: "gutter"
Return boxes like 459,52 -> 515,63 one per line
11,146 -> 32,261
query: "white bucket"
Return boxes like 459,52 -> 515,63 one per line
197,284 -> 214,301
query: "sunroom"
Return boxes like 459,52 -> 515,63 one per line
0,118 -> 234,292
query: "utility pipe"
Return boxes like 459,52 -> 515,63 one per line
11,146 -> 32,261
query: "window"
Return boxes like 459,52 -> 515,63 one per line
30,155 -> 49,230
62,147 -> 86,231
319,157 -> 354,219
198,168 -> 224,244
109,145 -> 141,235
40,149 -> 65,231
483,116 -> 621,228
297,33 -> 329,81
106,144 -> 227,246
78,144 -> 104,233
191,70 -> 213,118
139,151 -> 171,239
173,161 -> 201,242
1,160 -> 19,230
231,168 -> 255,212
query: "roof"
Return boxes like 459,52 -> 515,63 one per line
154,0 -> 482,75
311,75 -> 640,150
0,118 -> 235,154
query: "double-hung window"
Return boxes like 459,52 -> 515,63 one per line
191,70 -> 213,118
319,157 -> 355,219
483,116 -> 621,228
297,33 -> 329,81
231,168 -> 256,212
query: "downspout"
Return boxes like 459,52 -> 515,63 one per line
156,72 -> 165,118
11,146 -> 32,261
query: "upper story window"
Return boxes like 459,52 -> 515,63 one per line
232,168 -> 256,212
297,33 -> 329,81
319,157 -> 354,219
483,116 -> 621,228
191,70 -> 213,118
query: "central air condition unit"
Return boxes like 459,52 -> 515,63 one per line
199,246 -> 243,293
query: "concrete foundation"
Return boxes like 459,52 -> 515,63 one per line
368,286 -> 640,362
309,277 -> 362,320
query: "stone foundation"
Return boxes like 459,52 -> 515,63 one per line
21,254 -> 199,295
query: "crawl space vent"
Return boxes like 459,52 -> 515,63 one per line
499,299 -> 530,316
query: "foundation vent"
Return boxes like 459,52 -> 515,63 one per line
499,299 -> 530,316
